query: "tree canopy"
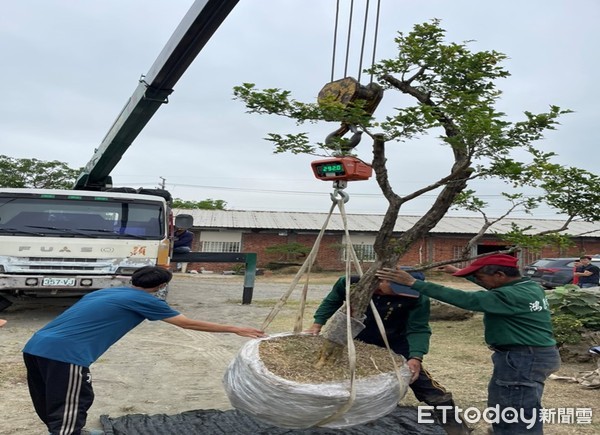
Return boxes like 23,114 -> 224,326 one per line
0,156 -> 228,210
0,155 -> 81,189
172,198 -> 227,209
234,20 -> 600,338
234,19 -> 600,259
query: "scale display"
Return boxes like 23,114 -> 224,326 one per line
315,163 -> 345,177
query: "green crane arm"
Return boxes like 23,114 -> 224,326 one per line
74,0 -> 239,190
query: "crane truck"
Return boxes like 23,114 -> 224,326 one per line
0,0 -> 239,311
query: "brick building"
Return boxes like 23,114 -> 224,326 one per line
174,209 -> 600,273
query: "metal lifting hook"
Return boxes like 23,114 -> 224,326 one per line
330,180 -> 350,203
325,123 -> 363,151
331,189 -> 350,203
318,78 -> 383,153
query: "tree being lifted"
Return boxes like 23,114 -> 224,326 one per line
233,20 -> 600,365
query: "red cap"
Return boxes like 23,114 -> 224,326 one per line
452,254 -> 518,277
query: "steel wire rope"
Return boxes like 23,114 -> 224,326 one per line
329,0 -> 382,82
343,0 -> 355,78
330,0 -> 340,82
357,0 -> 370,82
369,0 -> 381,83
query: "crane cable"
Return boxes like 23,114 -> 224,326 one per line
369,0 -> 382,83
330,0 -> 382,83
343,0 -> 354,79
257,2 -> 398,423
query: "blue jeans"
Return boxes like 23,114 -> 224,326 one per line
488,346 -> 560,434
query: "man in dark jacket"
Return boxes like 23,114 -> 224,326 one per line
305,271 -> 471,435
173,226 -> 194,253
377,254 -> 560,435
573,255 -> 600,288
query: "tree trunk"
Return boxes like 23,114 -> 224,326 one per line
317,128 -> 472,367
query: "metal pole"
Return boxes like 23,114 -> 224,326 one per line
242,253 -> 257,304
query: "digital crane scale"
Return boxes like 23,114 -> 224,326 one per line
311,157 -> 372,181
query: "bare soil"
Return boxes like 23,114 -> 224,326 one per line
1,273 -> 599,434
259,334 -> 406,383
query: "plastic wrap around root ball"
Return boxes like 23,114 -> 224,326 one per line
223,333 -> 411,429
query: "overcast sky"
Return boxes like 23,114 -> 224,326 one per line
1,0 -> 598,218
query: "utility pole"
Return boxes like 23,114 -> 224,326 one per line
158,176 -> 166,189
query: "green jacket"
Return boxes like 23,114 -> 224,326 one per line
314,276 -> 431,360
412,277 -> 556,347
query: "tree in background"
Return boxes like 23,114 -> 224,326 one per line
0,155 -> 81,189
172,198 -> 227,209
264,242 -> 311,266
234,19 -> 600,362
0,156 -> 228,210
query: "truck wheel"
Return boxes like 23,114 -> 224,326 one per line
0,296 -> 13,313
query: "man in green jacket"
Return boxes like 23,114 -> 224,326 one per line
376,254 -> 560,435
305,272 -> 471,435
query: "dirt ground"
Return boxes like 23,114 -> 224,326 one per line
0,273 -> 336,435
1,273 -> 598,434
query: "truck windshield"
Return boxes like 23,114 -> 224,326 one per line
0,195 -> 165,239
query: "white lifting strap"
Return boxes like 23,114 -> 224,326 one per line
314,191 -> 364,426
260,188 -> 405,428
261,200 -> 338,331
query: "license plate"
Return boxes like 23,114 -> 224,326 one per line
526,270 -> 535,275
42,277 -> 76,286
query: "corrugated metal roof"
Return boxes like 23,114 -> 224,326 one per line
174,209 -> 600,237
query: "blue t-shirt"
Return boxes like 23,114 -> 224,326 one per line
23,287 -> 180,367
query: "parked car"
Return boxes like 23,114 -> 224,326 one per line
523,257 -> 579,289
523,256 -> 600,289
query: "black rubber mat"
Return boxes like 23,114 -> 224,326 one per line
100,406 -> 446,434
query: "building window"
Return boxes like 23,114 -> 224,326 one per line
201,241 -> 240,253
343,243 -> 377,262
521,250 -> 540,266
452,245 -> 465,258
451,245 -> 470,268
199,230 -> 242,253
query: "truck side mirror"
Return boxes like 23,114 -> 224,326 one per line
174,214 -> 193,230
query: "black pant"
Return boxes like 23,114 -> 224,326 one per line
23,353 -> 94,435
392,344 -> 453,405
410,365 -> 453,405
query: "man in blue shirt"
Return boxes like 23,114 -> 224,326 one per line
23,266 -> 264,435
